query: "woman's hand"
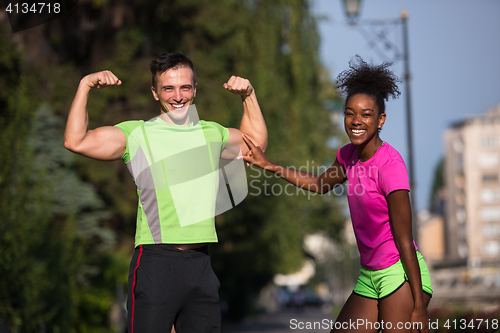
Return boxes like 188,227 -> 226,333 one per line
241,134 -> 271,169
410,306 -> 429,333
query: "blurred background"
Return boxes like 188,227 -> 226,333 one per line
0,0 -> 499,332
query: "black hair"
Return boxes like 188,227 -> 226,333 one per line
336,55 -> 401,115
149,53 -> 197,89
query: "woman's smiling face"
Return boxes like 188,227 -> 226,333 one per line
344,93 -> 386,147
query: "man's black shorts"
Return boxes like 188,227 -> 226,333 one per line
127,244 -> 221,333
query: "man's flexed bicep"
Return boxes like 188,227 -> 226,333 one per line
66,126 -> 127,161
224,128 -> 261,158
64,70 -> 126,161
223,76 -> 267,156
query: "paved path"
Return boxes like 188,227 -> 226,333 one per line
223,306 -> 336,333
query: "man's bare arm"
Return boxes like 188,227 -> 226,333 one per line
64,70 -> 126,161
223,76 -> 267,156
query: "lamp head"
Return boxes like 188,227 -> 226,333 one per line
342,0 -> 362,18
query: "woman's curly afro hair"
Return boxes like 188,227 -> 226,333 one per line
336,55 -> 401,115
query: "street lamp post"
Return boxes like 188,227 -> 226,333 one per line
340,2 -> 418,243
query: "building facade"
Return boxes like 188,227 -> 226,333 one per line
444,104 -> 500,267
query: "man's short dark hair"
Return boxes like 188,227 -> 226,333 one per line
150,53 -> 197,89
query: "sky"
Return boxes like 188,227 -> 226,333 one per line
312,0 -> 500,212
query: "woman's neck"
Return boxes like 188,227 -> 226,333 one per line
356,136 -> 383,162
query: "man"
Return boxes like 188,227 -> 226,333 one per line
64,53 -> 267,332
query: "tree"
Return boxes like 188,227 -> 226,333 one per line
1,0 -> 347,326
429,157 -> 445,214
0,27 -> 127,331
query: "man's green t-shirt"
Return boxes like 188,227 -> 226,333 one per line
115,116 -> 230,247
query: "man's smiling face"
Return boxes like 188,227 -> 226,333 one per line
151,66 -> 197,122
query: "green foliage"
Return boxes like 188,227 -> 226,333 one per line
0,37 -> 81,330
1,0 -> 347,328
0,27 -> 127,331
0,98 -> 125,332
429,157 -> 445,213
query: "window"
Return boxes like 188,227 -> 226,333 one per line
455,193 -> 465,205
456,208 -> 466,224
482,224 -> 500,238
481,136 -> 500,148
481,189 -> 500,203
458,244 -> 468,258
454,175 -> 464,188
482,173 -> 499,183
483,241 -> 500,255
481,207 -> 500,221
453,139 -> 463,153
479,153 -> 500,168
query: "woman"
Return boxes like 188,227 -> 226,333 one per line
242,56 -> 432,333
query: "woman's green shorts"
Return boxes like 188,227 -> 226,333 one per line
353,251 -> 433,299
